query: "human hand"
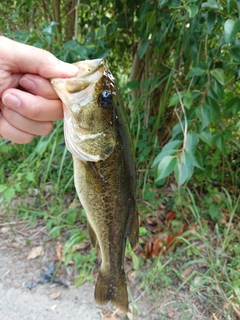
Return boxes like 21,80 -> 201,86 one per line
0,36 -> 78,144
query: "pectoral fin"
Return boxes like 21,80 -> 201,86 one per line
81,130 -> 116,161
87,221 -> 98,247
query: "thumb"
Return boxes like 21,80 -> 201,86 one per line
0,36 -> 78,78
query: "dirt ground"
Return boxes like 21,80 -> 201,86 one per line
0,207 -> 234,320
0,213 -> 161,320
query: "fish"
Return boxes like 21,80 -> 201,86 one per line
51,59 -> 138,312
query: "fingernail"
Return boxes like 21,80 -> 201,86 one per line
19,77 -> 36,92
59,61 -> 79,75
2,93 -> 21,109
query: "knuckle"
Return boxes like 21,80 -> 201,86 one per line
1,106 -> 15,122
27,105 -> 40,119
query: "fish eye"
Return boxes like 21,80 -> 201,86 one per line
98,90 -> 112,108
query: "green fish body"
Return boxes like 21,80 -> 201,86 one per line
51,59 -> 138,311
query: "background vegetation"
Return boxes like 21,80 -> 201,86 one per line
0,0 -> 240,319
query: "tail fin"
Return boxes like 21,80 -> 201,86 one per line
94,271 -> 128,312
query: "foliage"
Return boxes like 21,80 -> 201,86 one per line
2,1 -> 239,195
138,1 -> 240,190
0,1 -> 240,317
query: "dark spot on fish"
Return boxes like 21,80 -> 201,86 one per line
104,145 -> 114,156
98,90 -> 112,108
89,113 -> 95,122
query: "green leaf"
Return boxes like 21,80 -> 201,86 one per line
26,172 -> 35,182
158,0 -> 170,9
184,151 -> 194,178
227,0 -> 235,14
229,48 -> 240,62
210,68 -> 225,85
192,154 -> 203,169
209,204 -> 221,221
174,151 -> 195,186
224,19 -> 240,44
152,140 -> 182,167
139,40 -> 151,59
140,2 -> 151,19
211,79 -> 224,100
127,80 -> 140,90
174,157 -> 188,186
172,121 -> 188,139
199,129 -> 213,145
139,226 -> 148,236
186,4 -> 198,18
206,11 -> 216,31
208,97 -> 220,120
237,120 -> 240,132
162,140 -> 183,151
36,139 -> 49,157
0,184 -> 7,193
4,188 -> 15,202
216,135 -> 224,149
201,1 -> 219,10
185,132 -> 198,153
168,93 -> 180,106
64,253 -> 74,266
146,11 -> 156,33
156,155 -> 177,180
195,104 -> 211,129
183,92 -> 193,109
186,67 -> 206,79
49,226 -> 62,239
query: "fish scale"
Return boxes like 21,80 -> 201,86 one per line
51,59 -> 138,312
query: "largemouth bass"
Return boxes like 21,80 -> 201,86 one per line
51,59 -> 138,311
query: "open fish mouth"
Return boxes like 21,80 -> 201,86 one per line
51,59 -> 110,162
51,59 -> 104,114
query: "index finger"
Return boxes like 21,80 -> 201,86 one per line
19,74 -> 58,99
0,36 -> 78,78
2,89 -> 63,121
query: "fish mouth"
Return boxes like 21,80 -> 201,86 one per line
51,59 -> 106,162
65,59 -> 104,94
73,59 -> 104,77
51,58 -> 104,107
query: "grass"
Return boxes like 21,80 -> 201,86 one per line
130,188 -> 240,319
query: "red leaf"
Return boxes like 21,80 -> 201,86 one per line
166,211 -> 176,221
145,240 -> 153,259
165,233 -> 175,246
152,239 -> 164,256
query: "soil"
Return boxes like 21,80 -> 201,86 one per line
0,201 -> 235,320
0,210 -> 157,320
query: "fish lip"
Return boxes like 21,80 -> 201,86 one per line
51,58 -> 108,162
51,59 -> 104,105
73,59 -> 104,76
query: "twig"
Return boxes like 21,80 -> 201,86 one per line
133,289 -> 146,303
174,83 -> 188,151
214,284 -> 240,319
29,227 -> 47,240
0,221 -> 29,227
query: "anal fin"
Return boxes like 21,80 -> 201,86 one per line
128,207 -> 139,249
